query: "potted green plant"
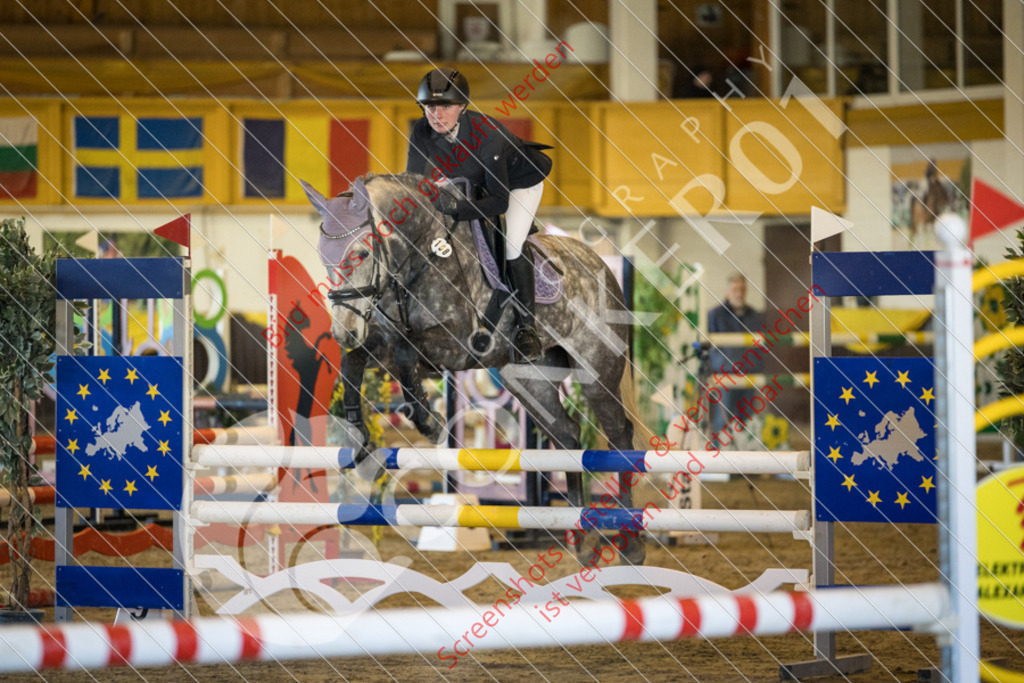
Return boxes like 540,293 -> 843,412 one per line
0,218 -> 58,623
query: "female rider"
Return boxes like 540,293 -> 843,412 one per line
406,67 -> 552,362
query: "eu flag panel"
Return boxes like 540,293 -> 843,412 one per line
814,357 -> 937,524
56,356 -> 183,511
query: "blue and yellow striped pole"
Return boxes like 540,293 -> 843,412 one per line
190,501 -> 811,534
192,445 -> 810,475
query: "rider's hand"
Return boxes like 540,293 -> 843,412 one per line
434,191 -> 462,217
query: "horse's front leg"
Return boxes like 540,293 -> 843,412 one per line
341,346 -> 372,463
394,340 -> 445,444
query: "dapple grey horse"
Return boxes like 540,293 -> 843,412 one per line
303,173 -> 646,565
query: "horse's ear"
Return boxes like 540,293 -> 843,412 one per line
300,180 -> 330,216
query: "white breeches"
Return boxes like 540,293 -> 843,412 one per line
504,181 -> 544,259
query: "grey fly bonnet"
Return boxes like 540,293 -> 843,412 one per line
302,178 -> 375,267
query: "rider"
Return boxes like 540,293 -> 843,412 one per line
406,67 -> 552,362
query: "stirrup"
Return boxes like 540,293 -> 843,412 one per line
513,326 -> 542,363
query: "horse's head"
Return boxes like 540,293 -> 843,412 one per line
304,175 -> 449,349
302,178 -> 388,349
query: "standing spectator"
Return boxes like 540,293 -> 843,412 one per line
676,65 -> 716,98
707,273 -> 764,436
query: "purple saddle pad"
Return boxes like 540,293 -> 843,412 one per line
470,220 -> 562,304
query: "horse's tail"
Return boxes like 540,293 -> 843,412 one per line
620,361 -> 655,449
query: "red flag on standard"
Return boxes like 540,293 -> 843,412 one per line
970,179 -> 1024,242
154,214 -> 191,251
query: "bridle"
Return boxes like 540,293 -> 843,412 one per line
322,205 -> 451,334
321,212 -> 387,322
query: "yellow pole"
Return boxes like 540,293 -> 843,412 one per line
974,326 -> 1024,359
972,259 -> 1024,292
981,661 -> 1024,683
975,394 -> 1024,432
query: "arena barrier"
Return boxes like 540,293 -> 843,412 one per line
0,583 -> 948,672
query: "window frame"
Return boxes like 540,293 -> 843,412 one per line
770,0 -> 1003,100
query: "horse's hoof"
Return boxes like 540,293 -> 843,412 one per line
354,447 -> 388,482
419,410 -> 446,444
513,327 -> 542,363
618,536 -> 647,566
575,531 -> 605,567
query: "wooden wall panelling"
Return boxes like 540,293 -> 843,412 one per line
846,99 -> 1003,147
589,100 -> 727,217
0,1 -> 440,30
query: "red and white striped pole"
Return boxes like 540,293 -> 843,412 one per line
0,583 -> 947,672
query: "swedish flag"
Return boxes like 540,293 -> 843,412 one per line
56,356 -> 183,511
814,356 -> 937,524
73,116 -> 204,200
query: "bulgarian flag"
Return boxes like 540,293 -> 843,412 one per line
0,117 -> 37,199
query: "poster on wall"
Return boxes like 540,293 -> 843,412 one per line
890,145 -> 970,250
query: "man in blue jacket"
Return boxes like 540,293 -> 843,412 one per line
707,273 -> 765,437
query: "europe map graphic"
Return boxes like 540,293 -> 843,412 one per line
56,356 -> 184,511
814,356 -> 937,524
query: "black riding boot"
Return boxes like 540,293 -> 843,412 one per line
507,256 -> 542,362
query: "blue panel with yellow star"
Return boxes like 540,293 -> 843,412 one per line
814,357 -> 937,524
56,356 -> 184,511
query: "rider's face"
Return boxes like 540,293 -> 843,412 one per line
424,104 -> 464,134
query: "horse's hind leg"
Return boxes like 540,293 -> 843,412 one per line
498,351 -> 585,551
577,358 -> 647,566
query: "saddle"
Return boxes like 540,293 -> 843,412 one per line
447,177 -> 563,304
469,218 -> 562,305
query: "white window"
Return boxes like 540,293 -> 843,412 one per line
774,0 -> 1003,97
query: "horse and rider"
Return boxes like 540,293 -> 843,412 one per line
304,67 -> 646,565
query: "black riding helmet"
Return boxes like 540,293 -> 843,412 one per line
416,68 -> 470,106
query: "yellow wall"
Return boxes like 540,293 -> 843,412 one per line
0,95 -> 1003,216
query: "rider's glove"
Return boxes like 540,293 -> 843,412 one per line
434,191 -> 463,217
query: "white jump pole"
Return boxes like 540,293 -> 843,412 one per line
0,583 -> 948,672
935,213 -> 980,681
192,446 -> 810,475
189,501 -> 810,534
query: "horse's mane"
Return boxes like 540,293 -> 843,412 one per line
356,171 -> 425,189
353,172 -> 450,225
